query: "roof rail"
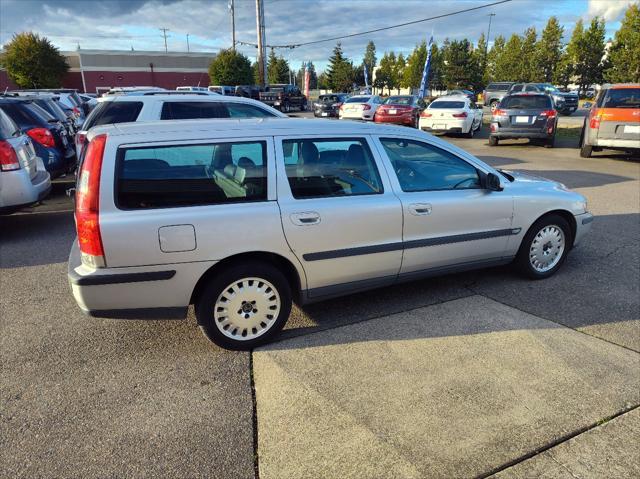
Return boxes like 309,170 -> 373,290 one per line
141,91 -> 212,96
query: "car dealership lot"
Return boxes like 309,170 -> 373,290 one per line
1,121 -> 638,478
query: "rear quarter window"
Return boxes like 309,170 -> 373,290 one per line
85,101 -> 143,129
0,109 -> 19,139
161,101 -> 229,120
116,140 -> 268,209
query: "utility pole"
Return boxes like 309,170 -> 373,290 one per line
255,0 -> 266,87
159,28 -> 170,52
485,13 -> 495,57
186,33 -> 190,52
230,0 -> 236,51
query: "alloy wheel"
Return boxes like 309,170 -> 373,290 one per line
529,225 -> 565,273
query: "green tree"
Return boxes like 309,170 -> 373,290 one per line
403,41 -> 428,91
317,71 -> 329,89
554,20 -> 585,88
266,49 -> 290,83
0,32 -> 68,88
362,40 -> 377,86
573,17 -> 606,94
519,27 -> 538,81
475,33 -> 488,85
442,39 -> 477,89
486,34 -> 505,81
495,33 -> 523,81
393,53 -> 406,93
326,43 -> 355,91
534,17 -> 564,83
208,48 -> 253,85
605,4 -> 640,83
375,52 -> 397,94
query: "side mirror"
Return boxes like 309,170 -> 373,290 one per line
487,172 -> 503,191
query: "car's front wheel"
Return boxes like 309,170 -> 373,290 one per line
516,214 -> 572,279
489,136 -> 499,146
196,262 -> 292,350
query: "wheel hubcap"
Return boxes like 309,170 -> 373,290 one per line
529,225 -> 565,273
213,277 -> 280,341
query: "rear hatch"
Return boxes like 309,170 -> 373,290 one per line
494,95 -> 554,132
593,87 -> 640,141
10,136 -> 38,180
423,100 -> 468,126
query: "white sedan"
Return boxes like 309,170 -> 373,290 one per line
419,96 -> 483,138
339,95 -> 383,121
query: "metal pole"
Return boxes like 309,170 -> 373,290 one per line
485,13 -> 495,57
160,28 -> 169,52
230,0 -> 236,51
256,0 -> 266,87
186,34 -> 190,52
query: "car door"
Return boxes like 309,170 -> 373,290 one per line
374,136 -> 514,277
275,135 -> 403,298
469,101 -> 483,129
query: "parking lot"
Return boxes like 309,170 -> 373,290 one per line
2,113 -> 639,478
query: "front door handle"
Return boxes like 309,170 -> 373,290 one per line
408,203 -> 432,216
290,211 -> 321,226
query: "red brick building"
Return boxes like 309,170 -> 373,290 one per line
1,49 -> 216,93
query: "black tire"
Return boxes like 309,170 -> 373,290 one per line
196,261 -> 292,350
489,136 -> 499,146
465,122 -> 475,138
515,214 -> 572,279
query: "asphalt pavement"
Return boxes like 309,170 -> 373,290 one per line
1,115 -> 638,478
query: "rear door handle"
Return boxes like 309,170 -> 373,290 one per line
290,211 -> 321,226
409,203 -> 432,216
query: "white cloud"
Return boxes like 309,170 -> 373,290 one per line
586,0 -> 637,21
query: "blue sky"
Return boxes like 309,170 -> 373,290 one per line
0,0 -> 636,72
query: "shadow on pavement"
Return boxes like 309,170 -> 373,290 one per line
513,169 -> 635,188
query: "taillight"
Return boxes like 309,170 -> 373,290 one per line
0,140 -> 20,171
363,104 -> 372,111
75,132 -> 87,153
73,106 -> 80,116
490,123 -> 497,132
493,109 -> 507,116
421,112 -> 432,117
539,110 -> 557,118
589,112 -> 601,129
27,128 -> 55,148
75,134 -> 107,268
452,112 -> 468,118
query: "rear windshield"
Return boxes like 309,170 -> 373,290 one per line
429,101 -> 465,109
346,96 -> 369,103
487,83 -> 512,91
84,101 -> 143,129
384,96 -> 413,105
597,88 -> 640,108
499,96 -> 552,109
0,102 -> 47,127
0,109 -> 19,140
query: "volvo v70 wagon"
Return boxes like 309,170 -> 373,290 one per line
68,118 -> 592,349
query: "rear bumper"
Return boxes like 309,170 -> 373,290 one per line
573,212 -> 593,247
67,241 -> 215,320
0,164 -> 51,213
592,138 -> 640,149
491,129 -> 553,139
339,112 -> 373,121
375,115 -> 413,125
420,118 -> 468,133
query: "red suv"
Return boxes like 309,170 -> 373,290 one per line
580,84 -> 640,158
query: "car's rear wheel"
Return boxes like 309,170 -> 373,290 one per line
196,262 -> 292,350
544,135 -> 555,148
516,214 -> 572,279
465,122 -> 474,138
489,136 -> 499,146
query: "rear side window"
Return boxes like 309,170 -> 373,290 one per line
283,138 -> 383,199
0,103 -> 44,127
85,101 -> 143,129
500,96 -> 552,109
487,83 -> 511,91
117,141 -> 267,209
161,101 -> 229,120
597,88 -> 640,108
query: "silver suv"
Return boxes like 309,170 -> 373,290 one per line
68,118 -> 593,349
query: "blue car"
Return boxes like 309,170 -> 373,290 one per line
0,97 -> 76,178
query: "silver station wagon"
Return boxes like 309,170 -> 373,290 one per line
68,118 -> 593,349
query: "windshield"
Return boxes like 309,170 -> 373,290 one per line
384,96 -> 413,105
599,88 -> 640,108
542,84 -> 560,94
429,101 -> 465,109
346,96 -> 369,103
268,87 -> 284,93
500,95 -> 552,109
319,95 -> 339,103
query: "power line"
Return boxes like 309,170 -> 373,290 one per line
237,0 -> 512,49
159,27 -> 170,52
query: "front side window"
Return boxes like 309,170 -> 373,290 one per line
283,138 -> 383,199
379,138 -> 480,192
117,140 -> 267,209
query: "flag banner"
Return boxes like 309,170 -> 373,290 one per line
418,36 -> 434,98
304,62 -> 311,99
363,62 -> 370,92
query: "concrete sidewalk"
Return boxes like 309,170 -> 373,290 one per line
253,295 -> 640,479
